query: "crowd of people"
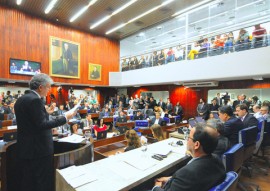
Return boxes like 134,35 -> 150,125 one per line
2,85 -> 270,190
121,23 -> 270,71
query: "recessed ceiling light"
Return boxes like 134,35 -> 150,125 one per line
156,26 -> 163,30
90,0 -> 137,29
17,0 -> 22,5
45,0 -> 58,14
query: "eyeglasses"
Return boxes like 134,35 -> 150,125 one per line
188,136 -> 196,142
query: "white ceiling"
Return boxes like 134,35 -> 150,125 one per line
121,0 -> 270,57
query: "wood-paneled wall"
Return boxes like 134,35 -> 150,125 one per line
0,6 -> 119,85
127,79 -> 270,118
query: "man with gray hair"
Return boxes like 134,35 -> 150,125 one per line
14,73 -> 76,191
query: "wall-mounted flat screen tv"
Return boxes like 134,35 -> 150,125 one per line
10,58 -> 41,76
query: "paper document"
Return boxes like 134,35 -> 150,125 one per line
107,161 -> 140,180
58,134 -> 85,143
123,157 -> 157,171
58,166 -> 97,188
7,125 -> 17,130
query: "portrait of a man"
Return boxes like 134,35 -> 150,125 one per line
89,64 -> 101,81
50,36 -> 80,78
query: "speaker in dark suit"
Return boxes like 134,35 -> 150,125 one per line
14,74 -> 76,191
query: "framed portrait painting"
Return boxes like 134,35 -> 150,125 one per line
89,63 -> 101,81
49,36 -> 80,78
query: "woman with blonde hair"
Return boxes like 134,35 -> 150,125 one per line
150,124 -> 165,142
124,129 -> 141,152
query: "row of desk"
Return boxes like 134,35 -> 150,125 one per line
56,137 -> 191,191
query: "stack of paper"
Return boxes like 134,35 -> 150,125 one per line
58,134 -> 85,143
58,166 -> 97,188
7,125 -> 17,130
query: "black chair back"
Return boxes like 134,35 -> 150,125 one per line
223,143 -> 244,173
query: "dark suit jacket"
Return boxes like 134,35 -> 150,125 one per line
224,116 -> 244,146
14,91 -> 66,159
150,118 -> 163,126
153,155 -> 226,191
242,114 -> 258,129
197,103 -> 209,120
174,105 -> 183,116
158,102 -> 166,110
133,114 -> 144,120
117,116 -> 127,123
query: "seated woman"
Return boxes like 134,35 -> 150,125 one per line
150,124 -> 165,142
93,118 -> 107,137
124,129 -> 141,152
70,122 -> 83,135
188,41 -> 201,60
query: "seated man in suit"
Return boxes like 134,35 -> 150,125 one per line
81,113 -> 94,133
117,111 -> 127,123
150,112 -> 163,126
218,105 -> 244,146
89,104 -> 98,113
114,107 -> 122,116
116,111 -> 128,134
152,123 -> 226,191
99,108 -> 110,119
57,105 -> 66,116
133,110 -> 144,120
253,105 -> 263,121
235,104 -> 258,129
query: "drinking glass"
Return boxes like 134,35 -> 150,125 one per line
85,131 -> 91,143
182,126 -> 188,140
141,143 -> 148,157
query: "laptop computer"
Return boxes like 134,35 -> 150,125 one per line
3,132 -> 17,142
51,111 -> 59,116
195,116 -> 204,123
97,131 -> 107,140
161,120 -> 167,126
188,119 -> 196,128
175,118 -> 181,125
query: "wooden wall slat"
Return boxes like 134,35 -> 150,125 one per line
0,6 -> 119,86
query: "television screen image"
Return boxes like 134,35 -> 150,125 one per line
10,58 -> 41,76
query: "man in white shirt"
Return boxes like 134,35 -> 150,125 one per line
253,105 -> 263,121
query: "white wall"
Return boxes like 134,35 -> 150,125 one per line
110,47 -> 270,87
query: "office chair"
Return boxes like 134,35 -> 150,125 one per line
260,120 -> 270,167
238,126 -> 261,191
209,171 -> 238,191
253,120 -> 268,175
238,126 -> 259,177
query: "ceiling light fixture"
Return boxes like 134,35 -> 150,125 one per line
172,0 -> 213,17
90,0 -> 137,29
45,0 -> 58,14
106,0 -> 175,35
16,0 -> 22,5
70,0 -> 98,22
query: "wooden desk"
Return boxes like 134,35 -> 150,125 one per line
94,140 -> 127,158
169,131 -> 185,140
89,113 -> 99,118
138,123 -> 188,138
102,117 -> 113,123
56,138 -> 191,191
0,126 -> 17,138
116,121 -> 135,129
93,134 -> 125,161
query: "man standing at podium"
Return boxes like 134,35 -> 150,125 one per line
14,73 -> 76,191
